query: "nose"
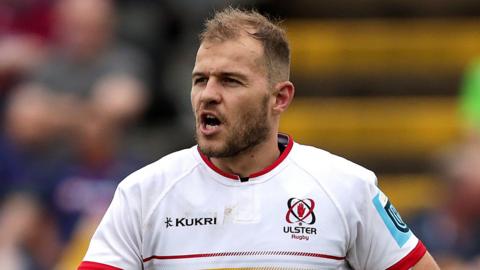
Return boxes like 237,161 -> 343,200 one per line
200,78 -> 222,105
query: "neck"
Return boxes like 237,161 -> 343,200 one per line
210,134 -> 280,178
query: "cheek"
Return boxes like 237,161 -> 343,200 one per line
191,91 -> 198,108
234,97 -> 265,117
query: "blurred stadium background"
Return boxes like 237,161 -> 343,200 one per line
1,0 -> 480,269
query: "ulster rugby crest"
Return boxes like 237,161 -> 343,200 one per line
284,198 -> 317,241
286,198 -> 316,225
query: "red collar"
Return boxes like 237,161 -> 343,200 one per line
198,134 -> 293,180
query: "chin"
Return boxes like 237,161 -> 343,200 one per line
197,137 -> 221,156
199,144 -> 224,158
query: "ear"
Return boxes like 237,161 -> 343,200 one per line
272,81 -> 295,115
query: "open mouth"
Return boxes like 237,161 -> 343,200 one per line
200,113 -> 222,133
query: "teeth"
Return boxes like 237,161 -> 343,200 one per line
201,113 -> 221,129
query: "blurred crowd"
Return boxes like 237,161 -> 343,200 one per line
0,0 -> 192,269
0,0 -> 479,269
419,59 -> 480,270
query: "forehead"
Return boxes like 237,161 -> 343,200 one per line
193,35 -> 266,75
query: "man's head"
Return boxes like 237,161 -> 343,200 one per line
199,7 -> 290,84
54,0 -> 115,60
191,8 -> 294,158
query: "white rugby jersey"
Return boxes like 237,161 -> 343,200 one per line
79,134 -> 426,270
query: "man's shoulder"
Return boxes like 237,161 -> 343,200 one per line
291,142 -> 379,215
118,146 -> 200,192
291,142 -> 377,187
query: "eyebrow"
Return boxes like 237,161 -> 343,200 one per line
192,71 -> 204,78
192,71 -> 248,81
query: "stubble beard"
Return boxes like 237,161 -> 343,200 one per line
196,95 -> 271,158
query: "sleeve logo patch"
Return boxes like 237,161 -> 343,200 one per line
372,192 -> 412,247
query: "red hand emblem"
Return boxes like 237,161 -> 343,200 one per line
297,203 -> 305,218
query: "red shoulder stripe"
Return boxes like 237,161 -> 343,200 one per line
77,261 -> 122,270
387,240 -> 427,270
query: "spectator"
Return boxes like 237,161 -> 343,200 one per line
410,141 -> 480,269
0,0 -> 151,268
48,112 -> 144,245
0,86 -> 65,270
15,0 -> 149,143
0,0 -> 54,108
50,112 -> 145,269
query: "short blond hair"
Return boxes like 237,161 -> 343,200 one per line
199,7 -> 290,83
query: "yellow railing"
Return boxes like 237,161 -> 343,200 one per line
378,174 -> 444,216
285,19 -> 480,76
280,97 -> 461,157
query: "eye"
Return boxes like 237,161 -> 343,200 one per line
193,77 -> 208,85
222,77 -> 241,86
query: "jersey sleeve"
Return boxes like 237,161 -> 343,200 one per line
78,181 -> 143,269
346,179 -> 427,270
